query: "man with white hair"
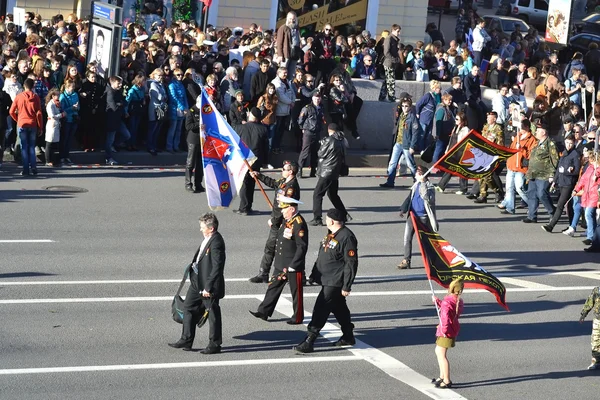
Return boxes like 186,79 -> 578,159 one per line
220,66 -> 239,113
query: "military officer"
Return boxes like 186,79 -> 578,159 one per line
294,209 -> 358,354
249,196 -> 309,324
474,111 -> 505,203
580,286 -> 600,370
248,161 -> 301,283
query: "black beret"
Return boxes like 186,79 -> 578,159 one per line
327,208 -> 347,222
250,107 -> 262,119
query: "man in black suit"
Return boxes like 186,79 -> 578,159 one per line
233,107 -> 270,215
169,213 -> 226,354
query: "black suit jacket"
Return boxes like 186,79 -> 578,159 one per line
190,232 -> 226,299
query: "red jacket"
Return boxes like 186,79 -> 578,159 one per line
435,294 -> 464,338
574,164 -> 600,208
9,90 -> 43,130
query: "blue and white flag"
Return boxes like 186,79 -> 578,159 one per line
465,28 -> 474,55
199,88 -> 256,210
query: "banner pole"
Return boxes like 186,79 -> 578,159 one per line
428,279 -> 442,325
243,158 -> 273,210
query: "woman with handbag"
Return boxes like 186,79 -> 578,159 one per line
431,277 -> 464,389
166,68 -> 188,153
257,83 -> 278,149
147,68 -> 167,156
125,74 -> 147,151
58,80 -> 80,166
44,89 -> 65,167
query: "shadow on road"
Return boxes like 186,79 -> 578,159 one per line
0,272 -> 57,279
454,369 -> 597,388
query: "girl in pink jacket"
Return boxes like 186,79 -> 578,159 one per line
573,152 -> 600,244
431,277 -> 464,389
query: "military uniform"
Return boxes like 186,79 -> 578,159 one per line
478,123 -> 505,199
255,213 -> 309,323
580,287 -> 600,369
525,137 -> 558,221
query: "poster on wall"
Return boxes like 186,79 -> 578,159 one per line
88,24 -> 113,78
13,7 -> 25,32
544,0 -> 572,44
276,0 -> 368,37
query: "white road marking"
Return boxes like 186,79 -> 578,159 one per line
499,277 -> 553,289
0,286 -> 596,305
0,240 -> 54,243
565,272 -> 600,281
271,297 -> 467,400
0,355 -> 361,375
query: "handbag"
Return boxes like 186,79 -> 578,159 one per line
420,141 -> 436,164
416,69 -> 429,82
171,263 -> 191,324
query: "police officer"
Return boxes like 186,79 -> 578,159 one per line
249,196 -> 308,324
294,209 -> 358,354
248,160 -> 301,283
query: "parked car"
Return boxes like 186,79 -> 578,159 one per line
509,0 -> 549,28
483,15 -> 531,40
557,33 -> 600,63
580,13 -> 600,35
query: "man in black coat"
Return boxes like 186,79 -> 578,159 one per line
298,92 -> 325,178
248,160 -> 301,283
250,59 -> 275,105
233,107 -> 269,215
310,124 -> 349,226
295,209 -> 358,353
183,96 -> 205,193
105,76 -> 131,165
169,213 -> 226,354
249,196 -> 308,324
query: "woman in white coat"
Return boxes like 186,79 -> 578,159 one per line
45,89 -> 65,166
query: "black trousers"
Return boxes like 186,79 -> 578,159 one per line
404,215 -> 430,262
238,167 -> 260,212
259,222 -> 281,274
308,285 -> 353,337
258,270 -> 304,323
185,143 -> 204,189
548,185 -> 575,229
438,172 -> 468,192
298,130 -> 319,172
344,96 -> 363,137
180,275 -> 222,347
315,58 -> 337,85
313,176 -> 347,219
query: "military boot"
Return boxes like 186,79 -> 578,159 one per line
249,268 -> 269,283
294,332 -> 317,354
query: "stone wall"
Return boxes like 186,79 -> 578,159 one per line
374,0 -> 427,49
14,0 -> 78,19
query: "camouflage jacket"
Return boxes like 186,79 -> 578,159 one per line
526,137 -> 559,180
482,123 -> 503,145
581,287 -> 600,320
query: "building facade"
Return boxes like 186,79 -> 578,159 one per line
7,0 -> 427,45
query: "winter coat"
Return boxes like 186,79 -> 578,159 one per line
45,101 -> 63,143
148,80 -> 167,122
126,84 -> 146,116
435,294 -> 464,338
105,86 -> 126,132
317,131 -> 346,179
9,90 -> 43,129
506,131 -> 538,174
242,60 -> 260,99
329,85 -> 348,115
220,76 -> 239,112
416,91 -> 439,125
167,79 -> 188,120
59,90 -> 80,123
553,148 -> 581,187
574,164 -> 600,208
272,76 -> 295,116
257,94 -> 278,125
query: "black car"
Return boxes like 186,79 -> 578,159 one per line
557,33 -> 600,63
580,13 -> 600,35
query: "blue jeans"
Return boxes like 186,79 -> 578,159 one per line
527,179 -> 555,220
419,120 -> 433,152
128,114 -> 142,145
386,144 -> 416,185
267,123 -> 276,150
18,127 -> 37,173
147,120 -> 163,152
105,121 -> 131,159
570,196 -> 582,230
60,121 -> 78,159
166,117 -> 184,151
502,170 -> 528,213
432,139 -> 449,164
584,207 -> 598,240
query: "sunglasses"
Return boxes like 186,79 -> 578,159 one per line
325,29 -> 331,31
175,73 -> 183,76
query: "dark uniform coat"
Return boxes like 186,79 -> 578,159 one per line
312,226 -> 358,291
256,174 -> 301,225
273,213 -> 309,274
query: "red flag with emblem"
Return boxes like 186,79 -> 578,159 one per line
411,212 -> 509,310
201,0 -> 212,12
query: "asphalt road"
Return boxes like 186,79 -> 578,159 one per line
1,164 -> 599,400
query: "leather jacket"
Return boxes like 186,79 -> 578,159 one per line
317,131 -> 346,179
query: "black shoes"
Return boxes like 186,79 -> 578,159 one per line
542,225 -> 553,233
466,194 -> 477,200
200,346 -> 221,354
249,274 -> 269,283
474,196 -> 487,204
333,336 -> 355,347
379,183 -> 394,188
500,210 -> 514,215
233,209 -> 249,216
309,218 -> 323,226
522,218 -> 537,223
583,239 -> 593,246
286,319 -> 303,325
294,333 -> 317,354
195,185 -> 206,193
584,247 -> 600,253
249,310 -> 268,321
168,340 -> 191,350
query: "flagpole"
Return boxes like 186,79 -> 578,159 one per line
243,158 -> 273,209
428,279 -> 442,325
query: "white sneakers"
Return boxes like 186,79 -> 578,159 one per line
562,226 -> 575,237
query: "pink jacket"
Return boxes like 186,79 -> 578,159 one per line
435,294 -> 464,338
574,164 -> 600,208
